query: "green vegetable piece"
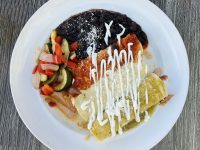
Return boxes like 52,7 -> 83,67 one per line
47,42 -> 53,54
40,74 -> 47,82
54,68 -> 73,91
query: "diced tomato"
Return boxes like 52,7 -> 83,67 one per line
55,43 -> 62,56
41,84 -> 54,95
45,70 -> 54,77
53,55 -> 63,64
55,36 -> 62,44
37,64 -> 45,74
32,61 -> 48,74
32,65 -> 38,74
66,60 -> 77,69
70,41 -> 78,51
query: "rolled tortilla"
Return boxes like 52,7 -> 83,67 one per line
90,73 -> 168,140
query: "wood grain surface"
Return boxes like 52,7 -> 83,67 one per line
0,0 -> 199,149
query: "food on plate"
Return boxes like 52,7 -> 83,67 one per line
32,9 -> 172,140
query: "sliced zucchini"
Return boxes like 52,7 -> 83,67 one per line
43,71 -> 59,85
40,74 -> 47,82
54,68 -> 73,91
46,42 -> 53,54
62,39 -> 70,59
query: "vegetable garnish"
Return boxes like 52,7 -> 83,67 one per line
41,84 -> 54,95
55,43 -> 63,57
39,53 -> 54,63
53,55 -> 63,65
41,64 -> 59,71
54,68 -> 73,91
55,36 -> 62,44
36,64 -> 45,74
45,70 -> 54,77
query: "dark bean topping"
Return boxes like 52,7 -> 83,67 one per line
56,9 -> 148,59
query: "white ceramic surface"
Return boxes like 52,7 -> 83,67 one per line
10,0 -> 189,149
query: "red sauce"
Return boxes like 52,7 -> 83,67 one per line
70,34 -> 143,91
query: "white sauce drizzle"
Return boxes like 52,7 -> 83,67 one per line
145,65 -> 149,104
144,111 -> 150,122
87,101 -> 96,129
104,21 -> 113,45
88,45 -> 145,135
86,45 -> 93,57
145,88 -> 149,104
84,25 -> 149,136
117,24 -> 126,45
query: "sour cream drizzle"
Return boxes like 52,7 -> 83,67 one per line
117,24 -> 126,45
84,26 -> 149,136
104,21 -> 113,45
144,111 -> 150,122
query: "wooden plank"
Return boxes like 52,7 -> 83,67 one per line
0,0 -> 199,149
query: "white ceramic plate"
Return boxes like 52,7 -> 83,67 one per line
10,0 -> 189,149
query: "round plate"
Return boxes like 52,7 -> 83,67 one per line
10,0 -> 189,149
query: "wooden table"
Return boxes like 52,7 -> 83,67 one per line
0,0 -> 199,149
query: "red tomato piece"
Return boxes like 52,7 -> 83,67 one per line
41,84 -> 54,95
53,55 -> 63,65
70,41 -> 78,51
55,43 -> 62,56
37,64 -> 45,74
55,36 -> 62,44
45,70 -> 54,77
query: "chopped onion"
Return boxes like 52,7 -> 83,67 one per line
34,48 -> 43,62
41,64 -> 59,71
32,72 -> 40,89
39,52 -> 54,63
68,87 -> 81,97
